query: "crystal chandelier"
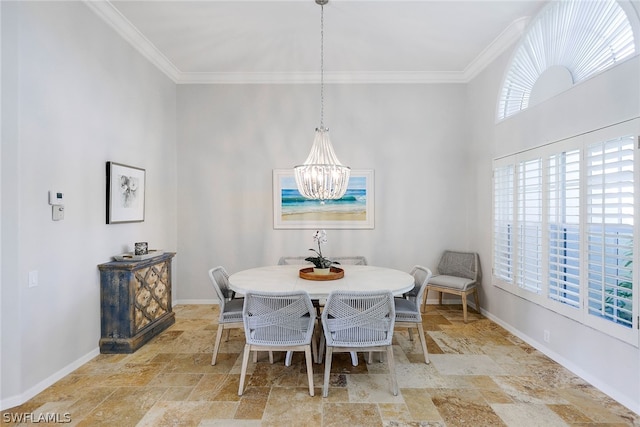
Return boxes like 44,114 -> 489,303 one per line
294,0 -> 350,203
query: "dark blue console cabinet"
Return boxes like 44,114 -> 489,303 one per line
98,252 -> 176,353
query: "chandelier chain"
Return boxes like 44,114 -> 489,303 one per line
293,0 -> 350,203
320,3 -> 324,129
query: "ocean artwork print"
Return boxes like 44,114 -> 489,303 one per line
281,176 -> 366,220
273,169 -> 374,229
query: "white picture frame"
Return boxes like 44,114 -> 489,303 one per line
273,169 -> 374,229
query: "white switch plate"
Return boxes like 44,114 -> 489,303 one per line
28,270 -> 38,288
52,205 -> 64,221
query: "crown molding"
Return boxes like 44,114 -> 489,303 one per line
85,0 -> 528,85
83,0 -> 181,82
463,16 -> 529,81
176,71 -> 468,84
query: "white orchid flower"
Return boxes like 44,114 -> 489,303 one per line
307,230 -> 335,269
313,230 -> 328,245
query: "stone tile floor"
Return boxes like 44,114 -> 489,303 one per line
2,304 -> 639,426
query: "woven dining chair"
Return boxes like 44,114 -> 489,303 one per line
320,290 -> 397,397
394,265 -> 432,364
208,266 -> 245,366
279,255 -> 368,367
238,290 -> 316,396
332,256 -> 368,265
277,256 -> 312,265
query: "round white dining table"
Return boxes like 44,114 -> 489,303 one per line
228,264 -> 414,299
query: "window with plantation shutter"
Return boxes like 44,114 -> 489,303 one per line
548,150 -> 581,308
492,125 -> 638,345
586,136 -> 634,328
497,0 -> 636,120
494,165 -> 514,283
517,158 -> 542,293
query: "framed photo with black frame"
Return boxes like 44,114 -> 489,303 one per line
106,161 -> 146,224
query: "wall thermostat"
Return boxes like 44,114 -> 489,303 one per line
48,191 -> 64,205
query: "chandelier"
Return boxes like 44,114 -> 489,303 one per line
294,0 -> 350,204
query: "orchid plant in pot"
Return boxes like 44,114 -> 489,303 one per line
305,230 -> 339,274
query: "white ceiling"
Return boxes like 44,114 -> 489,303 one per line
86,0 -> 548,84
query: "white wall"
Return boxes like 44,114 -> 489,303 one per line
176,83 -> 471,301
1,2 -> 177,408
467,41 -> 640,413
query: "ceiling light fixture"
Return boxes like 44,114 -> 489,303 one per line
294,0 -> 350,204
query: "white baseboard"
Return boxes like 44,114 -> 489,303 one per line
6,300 -> 634,414
480,308 -> 639,415
175,298 -> 218,305
0,348 -> 100,411
424,298 -> 638,413
1,300 -> 220,411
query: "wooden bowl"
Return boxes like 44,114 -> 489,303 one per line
299,267 -> 344,281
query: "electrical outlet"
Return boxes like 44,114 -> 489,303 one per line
543,330 -> 550,343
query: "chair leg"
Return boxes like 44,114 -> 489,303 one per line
287,343 -> 315,367
408,327 -> 414,341
386,345 -> 398,396
224,328 -> 231,342
350,351 -> 358,366
238,343 -> 251,396
462,293 -> 468,323
439,291 -> 443,305
473,288 -> 480,313
249,351 -> 274,364
304,347 -> 315,396
420,288 -> 428,313
312,324 -> 319,364
323,347 -> 333,398
366,351 -> 384,364
416,322 -> 429,364
317,333 -> 325,364
211,324 -> 224,365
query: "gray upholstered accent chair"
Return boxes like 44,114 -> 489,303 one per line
238,291 -> 316,396
425,251 -> 481,323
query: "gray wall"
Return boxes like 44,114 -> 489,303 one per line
176,83 -> 471,301
2,0 -> 639,416
468,46 -> 640,412
1,2 -> 177,406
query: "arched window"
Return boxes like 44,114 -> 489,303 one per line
497,0 -> 637,121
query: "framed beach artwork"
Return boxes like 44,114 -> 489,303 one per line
106,162 -> 146,224
273,169 -> 374,229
